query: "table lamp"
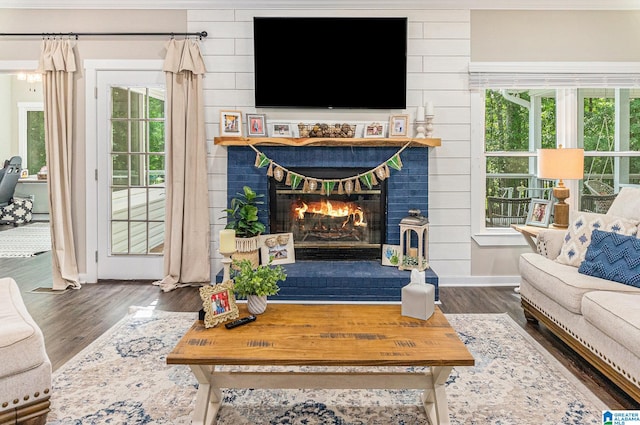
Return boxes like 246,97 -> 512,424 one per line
537,146 -> 584,228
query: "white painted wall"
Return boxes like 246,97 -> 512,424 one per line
188,9 -> 472,281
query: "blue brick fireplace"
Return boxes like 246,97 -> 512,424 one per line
217,145 -> 439,301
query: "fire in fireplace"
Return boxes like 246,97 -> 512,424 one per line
269,167 -> 386,260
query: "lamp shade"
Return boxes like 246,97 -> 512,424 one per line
537,148 -> 584,180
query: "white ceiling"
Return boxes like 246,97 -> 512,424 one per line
1,0 -> 640,10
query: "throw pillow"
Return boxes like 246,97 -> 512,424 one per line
606,187 -> 640,221
555,211 -> 638,267
578,229 -> 640,288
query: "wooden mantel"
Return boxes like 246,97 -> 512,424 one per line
214,136 -> 441,147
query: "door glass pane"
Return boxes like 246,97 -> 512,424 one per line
148,188 -> 165,220
130,154 -> 141,186
130,221 -> 147,254
130,187 -> 147,220
111,221 -> 128,254
111,121 -> 128,152
111,88 -> 128,119
111,154 -> 128,186
111,188 -> 128,220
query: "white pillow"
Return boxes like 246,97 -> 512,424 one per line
607,187 -> 640,221
555,211 -> 639,267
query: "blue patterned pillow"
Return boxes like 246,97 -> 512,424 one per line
555,211 -> 638,267
578,229 -> 640,288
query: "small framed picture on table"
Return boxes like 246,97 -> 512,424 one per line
220,110 -> 243,137
526,198 -> 552,228
259,233 -> 295,265
247,114 -> 267,137
389,114 -> 409,137
199,280 -> 240,328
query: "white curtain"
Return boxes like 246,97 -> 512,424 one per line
37,39 -> 80,290
153,39 -> 211,292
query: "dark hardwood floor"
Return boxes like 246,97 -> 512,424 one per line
1,225 -> 638,411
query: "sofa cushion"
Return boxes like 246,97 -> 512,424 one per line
520,252 -> 640,314
607,187 -> 640,221
578,229 -> 640,288
555,211 -> 638,267
582,291 -> 640,358
0,278 -> 49,379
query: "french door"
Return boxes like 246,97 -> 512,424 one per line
95,69 -> 165,279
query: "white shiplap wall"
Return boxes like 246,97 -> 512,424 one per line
187,8 -> 471,281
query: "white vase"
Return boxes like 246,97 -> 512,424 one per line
247,294 -> 268,315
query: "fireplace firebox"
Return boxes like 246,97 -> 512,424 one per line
269,168 -> 386,260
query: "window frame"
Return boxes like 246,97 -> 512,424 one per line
470,62 -> 640,246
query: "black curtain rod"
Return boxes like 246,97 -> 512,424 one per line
0,31 -> 208,39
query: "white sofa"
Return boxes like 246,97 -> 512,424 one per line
0,277 -> 51,425
519,187 -> 640,403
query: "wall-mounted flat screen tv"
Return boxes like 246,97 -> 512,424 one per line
253,17 -> 407,109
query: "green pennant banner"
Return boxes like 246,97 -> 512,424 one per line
323,181 -> 335,196
256,153 -> 270,168
290,174 -> 302,190
359,173 -> 374,190
387,154 -> 403,171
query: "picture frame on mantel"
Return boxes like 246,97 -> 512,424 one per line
270,123 -> 292,137
247,113 -> 267,137
389,114 -> 409,137
220,110 -> 243,137
363,122 -> 386,138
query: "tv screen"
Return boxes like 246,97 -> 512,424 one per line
253,17 -> 407,109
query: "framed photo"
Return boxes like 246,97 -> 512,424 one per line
220,110 -> 243,137
270,123 -> 292,137
199,281 -> 240,328
247,113 -> 267,137
363,122 -> 386,138
526,198 -> 552,228
389,114 -> 409,137
259,233 -> 295,265
381,244 -> 401,267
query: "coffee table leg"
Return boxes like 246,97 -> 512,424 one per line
421,366 -> 453,425
190,365 -> 222,425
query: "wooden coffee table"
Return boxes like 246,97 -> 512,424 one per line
167,303 -> 474,425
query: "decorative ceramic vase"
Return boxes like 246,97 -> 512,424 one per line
247,294 -> 268,315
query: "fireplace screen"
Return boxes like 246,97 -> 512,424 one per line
269,168 -> 386,260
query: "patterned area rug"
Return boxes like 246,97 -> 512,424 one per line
48,308 -> 606,424
0,222 -> 50,257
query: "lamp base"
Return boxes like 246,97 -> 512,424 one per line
552,184 -> 570,228
552,202 -> 569,228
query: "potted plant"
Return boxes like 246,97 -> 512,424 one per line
231,258 -> 287,314
222,185 -> 266,267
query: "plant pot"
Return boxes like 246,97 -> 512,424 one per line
232,236 -> 260,268
247,294 -> 268,315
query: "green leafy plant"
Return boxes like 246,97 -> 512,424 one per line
231,259 -> 287,298
222,185 -> 266,238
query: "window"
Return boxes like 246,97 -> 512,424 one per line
484,89 -> 556,229
18,102 -> 45,175
471,65 -> 640,245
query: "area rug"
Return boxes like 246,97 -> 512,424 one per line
48,308 -> 606,424
0,222 -> 50,257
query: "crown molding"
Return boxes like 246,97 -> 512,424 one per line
2,0 -> 640,9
